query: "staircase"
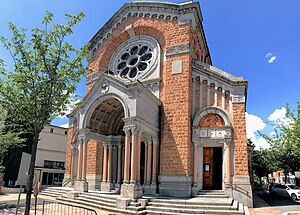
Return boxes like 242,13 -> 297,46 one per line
145,190 -> 245,214
40,188 -> 247,214
40,186 -> 72,198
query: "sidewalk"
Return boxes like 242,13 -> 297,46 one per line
249,193 -> 281,215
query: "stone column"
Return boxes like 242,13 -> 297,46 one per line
70,148 -> 75,179
74,138 -> 88,192
117,143 -> 122,186
146,141 -> 152,184
123,128 -> 131,184
207,80 -> 211,107
137,134 -> 142,184
152,138 -> 158,185
102,144 -> 108,183
193,142 -> 198,186
121,126 -> 143,199
77,141 -> 83,180
144,142 -> 148,184
107,144 -> 113,183
82,139 -> 88,181
214,85 -> 218,106
222,89 -> 225,109
225,138 -> 231,184
130,127 -> 139,184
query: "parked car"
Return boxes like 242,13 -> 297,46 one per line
270,183 -> 300,200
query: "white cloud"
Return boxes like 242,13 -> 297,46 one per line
268,56 -> 276,63
268,107 -> 286,121
246,112 -> 270,149
59,123 -> 69,128
56,98 -> 81,119
265,52 -> 277,63
265,52 -> 272,58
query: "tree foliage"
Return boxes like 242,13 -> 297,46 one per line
0,106 -> 25,172
260,101 -> 300,175
0,11 -> 88,215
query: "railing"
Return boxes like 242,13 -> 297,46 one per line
42,200 -> 97,215
62,178 -> 73,187
232,184 -> 251,197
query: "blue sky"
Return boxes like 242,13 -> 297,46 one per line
0,0 -> 299,148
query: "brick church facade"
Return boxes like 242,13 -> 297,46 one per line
63,0 -> 253,207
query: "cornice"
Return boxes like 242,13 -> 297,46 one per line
192,60 -> 248,87
88,1 -> 210,62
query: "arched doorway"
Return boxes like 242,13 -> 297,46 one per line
200,114 -> 224,190
88,98 -> 125,191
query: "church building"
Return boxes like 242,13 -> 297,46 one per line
63,0 -> 253,207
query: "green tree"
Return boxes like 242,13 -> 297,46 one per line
0,107 -> 25,172
261,101 -> 300,182
252,147 -> 276,185
0,11 -> 88,215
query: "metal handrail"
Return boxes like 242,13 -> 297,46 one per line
42,200 -> 97,215
232,184 -> 251,197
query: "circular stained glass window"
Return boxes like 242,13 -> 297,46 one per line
116,45 -> 153,79
109,36 -> 160,81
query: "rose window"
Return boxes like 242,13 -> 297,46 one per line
109,36 -> 159,81
116,45 -> 153,79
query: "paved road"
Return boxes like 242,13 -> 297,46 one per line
255,191 -> 300,214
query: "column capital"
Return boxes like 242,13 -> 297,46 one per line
117,142 -> 123,149
131,125 -> 142,136
152,137 -> 159,145
123,126 -> 131,136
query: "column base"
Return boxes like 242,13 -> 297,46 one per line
144,183 -> 157,195
74,180 -> 88,192
101,182 -> 112,192
86,174 -> 101,190
158,174 -> 192,197
191,184 -> 200,196
120,183 -> 143,199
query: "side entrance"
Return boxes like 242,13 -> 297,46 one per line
203,147 -> 223,190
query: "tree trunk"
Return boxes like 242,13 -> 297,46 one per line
24,133 -> 39,215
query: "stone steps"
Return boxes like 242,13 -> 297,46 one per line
40,186 -> 73,198
57,196 -> 146,215
195,190 -> 229,198
144,190 -> 245,215
147,200 -> 239,210
146,197 -> 234,206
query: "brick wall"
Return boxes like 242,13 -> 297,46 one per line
86,139 -> 103,175
232,103 -> 249,175
65,127 -> 74,174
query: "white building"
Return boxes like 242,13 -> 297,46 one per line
34,125 -> 68,186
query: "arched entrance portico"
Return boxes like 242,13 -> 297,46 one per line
88,97 -> 125,192
67,73 -> 161,199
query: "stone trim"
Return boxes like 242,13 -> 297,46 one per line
87,1 -> 211,63
192,60 -> 248,86
166,43 -> 190,56
232,95 -> 245,103
192,106 -> 231,128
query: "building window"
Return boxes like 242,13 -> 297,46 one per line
116,45 -> 153,79
44,160 -> 65,169
109,35 -> 160,81
50,128 -> 54,133
41,172 -> 64,185
65,130 -> 68,135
